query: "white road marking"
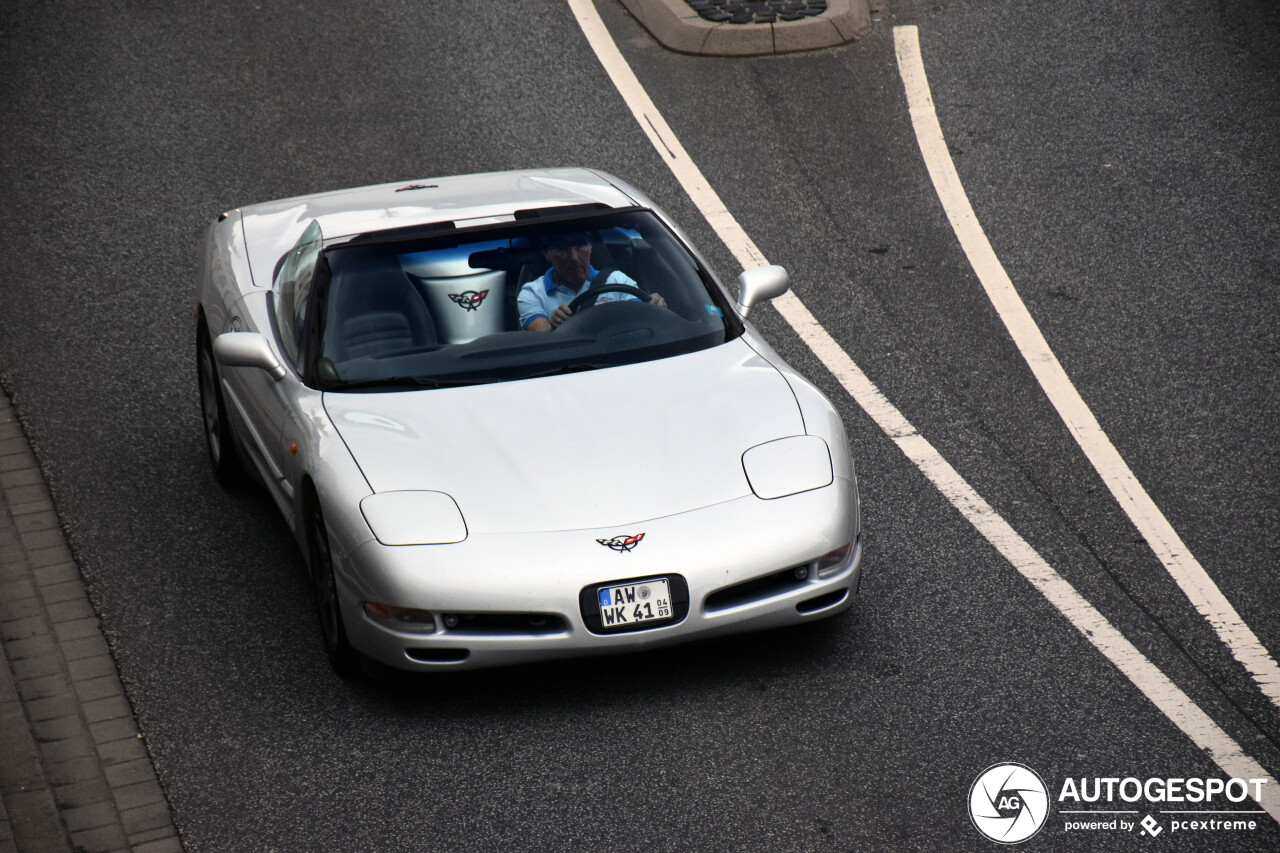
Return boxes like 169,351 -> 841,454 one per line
566,0 -> 1279,820
893,25 -> 1280,708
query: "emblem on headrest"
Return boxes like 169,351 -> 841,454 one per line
447,290 -> 489,311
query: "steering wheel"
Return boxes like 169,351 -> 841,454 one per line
567,283 -> 652,314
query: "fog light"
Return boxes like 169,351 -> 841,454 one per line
363,601 -> 436,633
794,565 -> 809,580
443,614 -> 459,629
816,541 -> 855,578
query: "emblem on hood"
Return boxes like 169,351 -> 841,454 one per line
597,533 -> 644,553
448,289 -> 489,311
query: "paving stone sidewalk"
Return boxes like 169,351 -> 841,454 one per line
0,390 -> 182,853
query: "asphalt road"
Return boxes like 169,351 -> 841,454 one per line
1,0 -> 1277,850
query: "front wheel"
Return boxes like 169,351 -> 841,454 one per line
197,323 -> 244,485
308,503 -> 362,678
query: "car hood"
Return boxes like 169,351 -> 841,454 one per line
324,341 -> 804,534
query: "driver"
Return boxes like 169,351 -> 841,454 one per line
518,231 -> 665,332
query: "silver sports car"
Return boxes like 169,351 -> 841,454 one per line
196,168 -> 862,675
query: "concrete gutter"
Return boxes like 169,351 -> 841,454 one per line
617,0 -> 871,56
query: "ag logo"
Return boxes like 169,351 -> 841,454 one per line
969,763 -> 1049,844
448,289 -> 489,311
597,533 -> 644,553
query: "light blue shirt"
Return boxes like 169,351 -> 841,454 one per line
518,266 -> 638,330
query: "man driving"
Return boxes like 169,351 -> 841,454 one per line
518,231 -> 665,332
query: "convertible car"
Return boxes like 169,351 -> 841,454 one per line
196,168 -> 862,675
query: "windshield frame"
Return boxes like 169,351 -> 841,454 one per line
303,207 -> 744,392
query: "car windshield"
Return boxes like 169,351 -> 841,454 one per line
312,209 -> 740,391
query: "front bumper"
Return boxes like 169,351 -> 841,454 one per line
339,481 -> 861,672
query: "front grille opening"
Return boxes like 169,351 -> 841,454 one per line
704,565 -> 809,613
444,612 -> 568,636
796,588 -> 848,614
405,647 -> 470,663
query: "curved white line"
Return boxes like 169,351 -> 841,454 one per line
892,25 -> 1280,708
566,0 -> 1278,821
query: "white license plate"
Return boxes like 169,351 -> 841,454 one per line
597,579 -> 672,627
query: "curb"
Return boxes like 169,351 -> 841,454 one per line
0,389 -> 182,853
617,0 -> 871,56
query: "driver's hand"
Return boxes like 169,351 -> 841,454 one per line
549,303 -> 574,328
648,292 -> 667,309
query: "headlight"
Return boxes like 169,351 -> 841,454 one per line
363,601 -> 437,633
741,435 -> 833,499
360,491 -> 467,545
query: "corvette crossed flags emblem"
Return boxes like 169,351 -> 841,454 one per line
597,533 -> 644,552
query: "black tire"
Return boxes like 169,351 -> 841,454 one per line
308,501 -> 362,679
197,323 -> 245,485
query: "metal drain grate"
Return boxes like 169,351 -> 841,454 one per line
685,0 -> 829,24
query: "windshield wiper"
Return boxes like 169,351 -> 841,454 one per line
327,362 -> 614,391
324,375 -> 483,392
522,362 -> 613,379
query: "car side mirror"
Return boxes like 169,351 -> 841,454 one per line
735,265 -> 790,319
213,332 -> 286,381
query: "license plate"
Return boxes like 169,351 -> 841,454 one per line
597,578 -> 672,628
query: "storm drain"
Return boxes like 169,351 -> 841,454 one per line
686,0 -> 829,24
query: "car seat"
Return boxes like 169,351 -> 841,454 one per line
327,254 -> 437,362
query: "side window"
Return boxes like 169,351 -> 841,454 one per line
273,220 -> 323,365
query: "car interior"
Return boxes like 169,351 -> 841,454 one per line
313,213 -> 733,388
